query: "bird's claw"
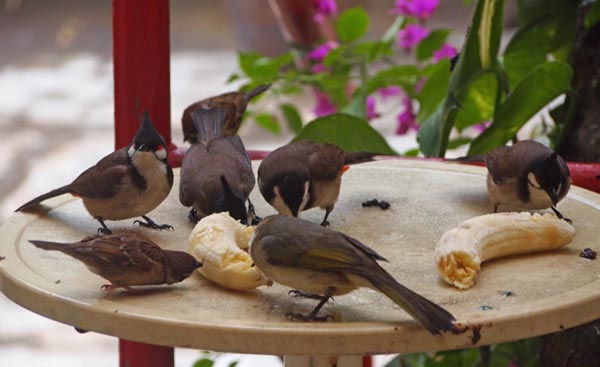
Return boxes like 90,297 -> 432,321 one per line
97,227 -> 112,235
320,220 -> 330,227
288,290 -> 329,300
100,284 -> 114,291
134,218 -> 174,231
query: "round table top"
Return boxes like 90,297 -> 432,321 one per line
1,159 -> 600,355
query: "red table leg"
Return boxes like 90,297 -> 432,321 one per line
119,339 -> 174,367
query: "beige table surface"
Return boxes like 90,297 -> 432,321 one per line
1,160 -> 599,356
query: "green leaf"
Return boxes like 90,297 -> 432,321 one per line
237,51 -> 293,83
280,104 -> 303,134
335,7 -> 370,43
454,71 -> 497,130
340,94 -> 367,119
293,113 -> 397,155
469,61 -> 572,154
366,65 -> 420,96
447,136 -> 473,150
255,113 -> 281,134
416,60 -> 452,122
193,358 -> 214,367
416,29 -> 451,61
586,0 -> 600,28
418,0 -> 505,157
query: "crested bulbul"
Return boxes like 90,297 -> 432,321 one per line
179,107 -> 256,224
181,84 -> 271,144
479,140 -> 571,221
250,215 -> 457,334
16,112 -> 174,234
257,140 -> 375,226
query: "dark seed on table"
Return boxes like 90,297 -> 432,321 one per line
580,248 -> 597,260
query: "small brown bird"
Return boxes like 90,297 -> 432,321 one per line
482,140 -> 571,221
179,107 -> 256,224
250,215 -> 457,334
29,233 -> 201,291
258,140 -> 376,226
15,112 -> 174,234
181,84 -> 271,144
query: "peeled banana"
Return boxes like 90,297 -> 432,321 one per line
435,212 -> 575,289
189,212 -> 272,291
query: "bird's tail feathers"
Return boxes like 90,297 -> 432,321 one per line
15,186 -> 72,212
29,240 -> 70,252
450,154 -> 485,162
344,151 -> 378,165
245,84 -> 271,101
191,107 -> 226,142
369,270 -> 457,335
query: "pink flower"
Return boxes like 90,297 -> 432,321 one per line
378,86 -> 403,99
366,95 -> 379,120
395,96 -> 419,135
397,24 -> 430,51
474,121 -> 490,132
309,41 -> 338,62
433,43 -> 458,63
392,0 -> 440,20
313,0 -> 337,23
313,90 -> 337,117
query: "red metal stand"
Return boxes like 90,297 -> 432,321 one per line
119,339 -> 174,367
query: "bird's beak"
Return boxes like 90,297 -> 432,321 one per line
547,187 -> 558,205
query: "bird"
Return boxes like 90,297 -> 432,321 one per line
16,112 -> 174,234
29,233 -> 202,291
181,84 -> 271,144
478,140 -> 571,221
250,215 -> 458,335
257,140 -> 376,226
179,107 -> 257,224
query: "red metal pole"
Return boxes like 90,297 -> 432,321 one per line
119,339 -> 174,367
113,0 -> 184,166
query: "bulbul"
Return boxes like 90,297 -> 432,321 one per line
16,112 -> 174,234
250,215 -> 457,335
479,140 -> 571,221
181,84 -> 271,144
257,140 -> 375,226
30,233 -> 201,291
179,107 -> 256,224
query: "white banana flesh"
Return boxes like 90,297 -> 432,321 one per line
189,213 -> 272,291
435,212 -> 575,289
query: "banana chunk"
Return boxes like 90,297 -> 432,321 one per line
189,213 -> 272,291
435,212 -> 575,289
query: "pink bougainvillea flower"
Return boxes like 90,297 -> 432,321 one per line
395,96 -> 419,135
313,90 -> 337,117
308,40 -> 338,62
397,24 -> 430,51
378,86 -> 403,99
473,121 -> 491,132
313,0 -> 337,23
311,63 -> 326,73
433,43 -> 458,63
366,95 -> 379,120
392,0 -> 440,20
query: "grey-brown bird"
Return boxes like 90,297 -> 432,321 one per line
29,233 -> 201,291
181,84 -> 271,144
257,140 -> 376,226
481,140 -> 571,221
16,112 -> 174,234
250,215 -> 457,335
179,107 -> 256,224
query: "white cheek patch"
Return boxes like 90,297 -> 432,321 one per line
127,145 -> 136,159
527,172 -> 542,189
272,186 -> 292,216
154,147 -> 167,161
298,181 -> 310,213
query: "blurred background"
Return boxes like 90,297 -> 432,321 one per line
0,1 -> 478,365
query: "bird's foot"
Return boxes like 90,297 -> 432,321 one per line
288,290 -> 331,301
134,216 -> 174,231
187,209 -> 200,223
320,220 -> 330,227
100,284 -> 115,291
97,227 -> 112,235
285,312 -> 333,322
551,206 -> 572,224
101,284 -> 138,292
247,200 -> 262,225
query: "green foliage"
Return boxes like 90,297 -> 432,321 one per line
293,114 -> 397,155
231,0 -> 581,157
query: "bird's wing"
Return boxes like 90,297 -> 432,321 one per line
486,141 -> 550,184
75,234 -> 163,270
307,143 -> 346,181
68,148 -> 129,198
